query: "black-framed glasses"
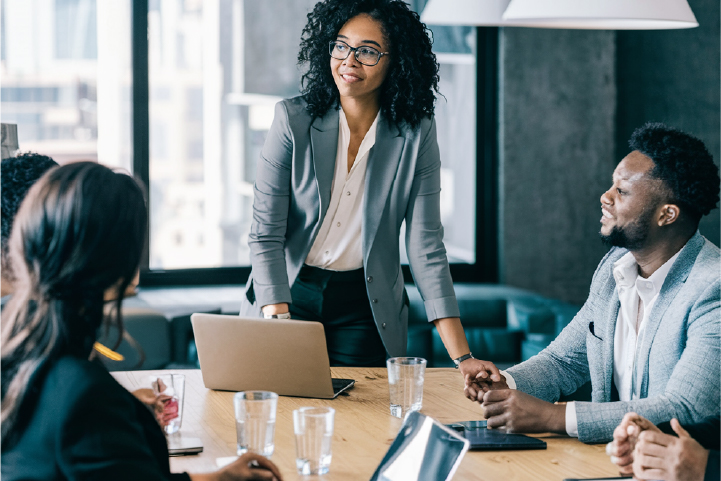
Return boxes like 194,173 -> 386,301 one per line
328,40 -> 389,66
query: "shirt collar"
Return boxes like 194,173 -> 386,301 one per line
613,248 -> 683,303
338,107 -> 380,160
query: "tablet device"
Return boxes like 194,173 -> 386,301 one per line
446,420 -> 547,450
370,411 -> 470,481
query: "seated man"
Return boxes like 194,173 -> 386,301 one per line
469,123 -> 720,443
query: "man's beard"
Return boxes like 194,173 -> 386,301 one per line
599,211 -> 653,251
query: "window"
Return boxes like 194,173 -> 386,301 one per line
0,0 -> 132,169
145,0 -> 482,276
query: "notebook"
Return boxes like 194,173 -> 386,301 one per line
191,313 -> 355,399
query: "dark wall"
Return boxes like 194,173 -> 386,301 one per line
499,29 -> 616,304
498,1 -> 720,304
616,0 -> 720,246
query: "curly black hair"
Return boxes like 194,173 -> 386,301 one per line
298,0 -> 439,129
1,152 -> 58,260
629,123 -> 720,223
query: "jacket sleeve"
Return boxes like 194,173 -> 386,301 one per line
247,101 -> 295,308
58,375 -> 187,481
575,279 -> 720,443
505,298 -> 592,402
502,249 -> 622,402
404,117 -> 460,322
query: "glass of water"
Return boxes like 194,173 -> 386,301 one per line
387,357 -> 427,419
293,407 -> 335,475
234,391 -> 278,458
151,374 -> 185,435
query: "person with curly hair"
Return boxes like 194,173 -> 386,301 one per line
466,123 -> 720,444
1,152 -> 58,301
241,0 -> 502,385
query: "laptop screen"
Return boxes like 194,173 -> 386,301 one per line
370,411 -> 469,481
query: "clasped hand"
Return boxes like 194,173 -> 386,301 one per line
463,372 -> 565,433
606,413 -> 709,481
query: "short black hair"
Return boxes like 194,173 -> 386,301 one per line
629,123 -> 720,224
1,152 -> 58,257
298,0 -> 439,129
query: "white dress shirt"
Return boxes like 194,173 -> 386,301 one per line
305,108 -> 379,271
502,248 -> 681,437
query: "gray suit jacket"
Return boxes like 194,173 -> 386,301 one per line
240,97 -> 459,356
507,231 -> 720,443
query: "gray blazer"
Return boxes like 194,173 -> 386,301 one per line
240,97 -> 460,356
507,231 -> 720,443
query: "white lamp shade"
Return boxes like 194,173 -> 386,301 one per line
502,0 -> 699,30
421,0 -> 511,26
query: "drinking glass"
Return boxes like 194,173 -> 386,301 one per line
293,407 -> 335,475
234,391 -> 278,457
151,374 -> 185,435
386,357 -> 426,419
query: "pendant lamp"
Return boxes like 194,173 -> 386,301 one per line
502,0 -> 698,30
420,0 -> 511,26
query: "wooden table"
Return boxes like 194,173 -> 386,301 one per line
113,368 -> 619,480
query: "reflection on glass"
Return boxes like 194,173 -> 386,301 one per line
371,411 -> 469,481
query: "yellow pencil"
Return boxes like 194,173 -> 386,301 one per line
93,342 -> 124,361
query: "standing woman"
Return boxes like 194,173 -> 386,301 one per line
1,162 -> 281,481
242,0 -> 501,383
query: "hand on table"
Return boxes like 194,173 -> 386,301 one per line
216,453 -> 283,481
189,453 -> 283,481
632,419 -> 709,481
606,412 -> 660,475
481,389 -> 566,434
458,358 -> 503,401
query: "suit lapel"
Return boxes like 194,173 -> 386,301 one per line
362,116 -> 404,263
309,109 -> 340,224
635,232 -> 704,397
602,288 -> 620,402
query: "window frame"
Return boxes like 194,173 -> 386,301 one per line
132,0 -> 499,287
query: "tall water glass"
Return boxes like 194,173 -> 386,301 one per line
386,357 -> 426,419
151,374 -> 185,435
234,391 -> 278,458
293,407 -> 335,475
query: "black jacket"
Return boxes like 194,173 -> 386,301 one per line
1,356 -> 190,481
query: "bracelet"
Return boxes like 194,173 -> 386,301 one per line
453,352 -> 474,368
264,312 -> 291,319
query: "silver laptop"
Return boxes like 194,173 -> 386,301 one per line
191,313 -> 355,399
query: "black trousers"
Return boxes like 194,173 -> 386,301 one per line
289,264 -> 387,367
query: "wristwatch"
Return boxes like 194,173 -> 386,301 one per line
264,312 -> 291,319
453,352 -> 474,368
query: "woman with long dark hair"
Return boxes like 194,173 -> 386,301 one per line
241,0 -> 501,386
1,162 -> 282,481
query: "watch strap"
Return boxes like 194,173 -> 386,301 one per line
264,312 -> 291,319
453,353 -> 474,368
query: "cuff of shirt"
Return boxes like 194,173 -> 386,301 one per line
565,401 -> 578,437
500,370 -> 516,390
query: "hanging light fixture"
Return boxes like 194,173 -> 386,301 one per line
420,0 -> 511,26
502,0 -> 699,30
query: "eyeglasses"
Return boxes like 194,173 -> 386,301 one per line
328,40 -> 389,67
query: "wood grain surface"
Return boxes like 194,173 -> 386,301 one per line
112,368 -> 619,480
